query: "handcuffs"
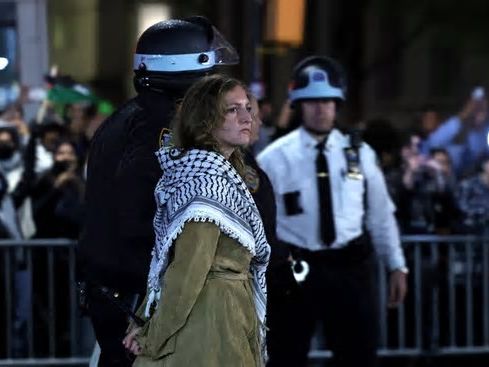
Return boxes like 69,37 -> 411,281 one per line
291,259 -> 310,283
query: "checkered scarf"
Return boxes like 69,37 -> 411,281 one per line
145,145 -> 270,357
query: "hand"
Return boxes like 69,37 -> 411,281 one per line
402,154 -> 425,189
15,120 -> 30,136
388,270 -> 408,308
424,158 -> 442,172
406,155 -> 422,172
459,98 -> 478,121
123,327 -> 142,356
276,100 -> 292,129
54,172 -> 76,188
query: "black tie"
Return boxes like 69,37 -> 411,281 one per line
316,139 -> 336,246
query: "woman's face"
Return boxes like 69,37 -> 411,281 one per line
213,85 -> 252,158
54,143 -> 77,164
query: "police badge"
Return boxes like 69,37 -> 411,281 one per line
159,127 -> 173,148
243,165 -> 260,193
344,147 -> 363,180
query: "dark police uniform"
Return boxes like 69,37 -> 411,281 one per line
77,16 -> 239,366
78,90 -> 176,366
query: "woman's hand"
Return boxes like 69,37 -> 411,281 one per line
123,327 -> 143,356
54,172 -> 76,188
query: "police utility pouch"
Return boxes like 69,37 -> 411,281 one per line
283,191 -> 303,215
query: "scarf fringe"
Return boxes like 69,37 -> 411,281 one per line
145,210 -> 258,318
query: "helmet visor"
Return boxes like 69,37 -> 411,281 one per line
210,26 -> 239,65
133,25 -> 239,72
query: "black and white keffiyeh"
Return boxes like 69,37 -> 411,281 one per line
145,144 -> 271,352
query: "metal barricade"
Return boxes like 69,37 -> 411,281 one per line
309,235 -> 489,360
0,239 -> 92,366
2,236 -> 488,365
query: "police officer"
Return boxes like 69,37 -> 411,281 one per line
257,56 -> 408,367
244,96 -> 298,361
77,17 -> 238,366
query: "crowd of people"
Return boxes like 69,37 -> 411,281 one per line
0,74 -> 112,357
0,14 -> 488,367
253,90 -> 489,237
363,93 -> 489,236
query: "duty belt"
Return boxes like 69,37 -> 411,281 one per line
85,282 -> 145,327
289,234 -> 372,283
290,234 -> 372,267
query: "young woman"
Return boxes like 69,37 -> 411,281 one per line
123,74 -> 270,366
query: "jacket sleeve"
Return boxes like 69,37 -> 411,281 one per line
422,115 -> 462,151
125,293 -> 149,333
363,146 -> 406,271
136,221 -> 220,359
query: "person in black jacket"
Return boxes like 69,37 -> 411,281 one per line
32,140 -> 84,239
30,140 -> 84,355
77,16 -> 238,367
244,95 -> 298,361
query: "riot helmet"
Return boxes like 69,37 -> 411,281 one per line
289,56 -> 347,104
134,16 -> 239,93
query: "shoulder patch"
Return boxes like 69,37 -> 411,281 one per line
159,128 -> 174,148
243,164 -> 260,193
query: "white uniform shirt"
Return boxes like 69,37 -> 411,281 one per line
257,127 -> 406,271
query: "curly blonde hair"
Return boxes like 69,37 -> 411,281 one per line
171,74 -> 249,174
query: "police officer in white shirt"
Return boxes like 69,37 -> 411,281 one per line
257,56 -> 408,367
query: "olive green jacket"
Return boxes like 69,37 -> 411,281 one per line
133,221 -> 263,367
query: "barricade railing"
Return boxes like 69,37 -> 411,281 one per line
0,239 -> 92,366
310,235 -> 489,360
1,237 -> 488,365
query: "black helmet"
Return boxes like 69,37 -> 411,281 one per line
289,56 -> 347,103
134,16 -> 239,93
